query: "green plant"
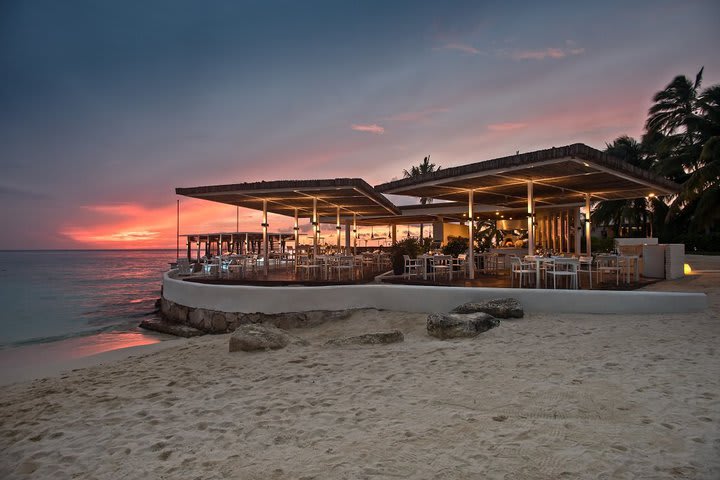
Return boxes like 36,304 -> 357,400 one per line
441,236 -> 468,256
390,237 -> 422,275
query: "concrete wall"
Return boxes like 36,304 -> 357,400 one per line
163,272 -> 707,315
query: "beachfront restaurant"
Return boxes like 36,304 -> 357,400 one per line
173,144 -> 681,290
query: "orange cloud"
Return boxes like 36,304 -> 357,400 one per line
487,122 -> 527,132
351,124 -> 385,134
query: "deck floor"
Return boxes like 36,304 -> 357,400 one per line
179,267 -> 658,290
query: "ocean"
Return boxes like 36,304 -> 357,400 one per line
0,250 -> 175,373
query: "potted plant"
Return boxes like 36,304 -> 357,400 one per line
390,237 -> 422,275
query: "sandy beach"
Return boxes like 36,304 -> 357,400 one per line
1,256 -> 718,479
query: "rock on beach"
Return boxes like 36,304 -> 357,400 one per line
451,298 -> 524,318
426,312 -> 500,339
229,324 -> 309,352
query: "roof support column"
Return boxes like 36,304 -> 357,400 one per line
344,222 -> 351,253
585,193 -> 592,256
527,181 -> 535,256
353,213 -> 357,256
312,197 -> 318,257
294,209 -> 299,257
336,206 -> 341,250
468,189 -> 475,280
391,225 -> 397,244
262,200 -> 269,276
244,233 -> 248,255
574,207 -> 582,255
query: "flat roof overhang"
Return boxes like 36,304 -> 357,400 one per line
176,178 -> 400,219
374,143 -> 680,208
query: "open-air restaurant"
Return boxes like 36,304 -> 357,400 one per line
172,144 -> 685,290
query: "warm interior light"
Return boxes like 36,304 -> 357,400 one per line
495,211 -> 499,216
649,193 -> 656,197
684,263 -> 692,275
583,162 -> 590,167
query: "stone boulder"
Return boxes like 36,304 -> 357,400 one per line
451,298 -> 524,318
325,330 -> 404,346
139,318 -> 205,338
229,324 -> 308,352
426,312 -> 500,339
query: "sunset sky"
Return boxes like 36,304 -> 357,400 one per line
1,0 -> 719,249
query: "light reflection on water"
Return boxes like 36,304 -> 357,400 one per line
0,250 -> 176,347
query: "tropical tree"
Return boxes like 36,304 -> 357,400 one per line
643,67 -> 720,233
593,136 -> 659,237
402,155 -> 440,239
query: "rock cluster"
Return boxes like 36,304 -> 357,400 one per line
325,330 -> 404,346
139,318 -> 205,337
426,298 -> 522,339
229,324 -> 308,352
158,297 -> 357,334
451,298 -> 524,318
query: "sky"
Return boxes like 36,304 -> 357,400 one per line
1,0 -> 719,249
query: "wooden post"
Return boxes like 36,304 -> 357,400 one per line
336,206 -> 341,250
468,189 -> 475,279
353,213 -> 357,255
294,209 -> 299,256
585,194 -> 592,255
527,182 -> 535,256
312,197 -> 318,257
262,200 -> 269,276
176,199 -> 180,259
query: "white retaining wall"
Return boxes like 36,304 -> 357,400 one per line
163,272 -> 707,315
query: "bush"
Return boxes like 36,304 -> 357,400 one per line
442,236 -> 469,257
390,237 -> 422,275
591,236 -> 614,253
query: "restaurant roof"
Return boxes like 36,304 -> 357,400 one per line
176,178 -> 400,219
374,143 -> 680,208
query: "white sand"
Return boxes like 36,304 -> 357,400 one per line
1,256 -> 718,479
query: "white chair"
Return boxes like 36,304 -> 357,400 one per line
403,255 -> 422,279
452,254 -> 467,278
577,256 -> 593,289
510,256 -> 535,288
296,255 -> 321,279
331,255 -> 355,281
431,255 -> 453,282
545,258 -> 578,289
596,255 -> 620,286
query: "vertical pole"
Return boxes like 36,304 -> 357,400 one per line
176,199 -> 180,259
468,189 -> 475,279
294,209 -> 299,255
244,233 -> 248,255
574,207 -> 582,255
262,200 -> 269,276
312,197 -> 318,257
585,193 -> 592,255
565,210 -> 570,253
336,206 -> 341,250
391,225 -> 397,244
527,181 -> 535,256
344,222 -> 351,253
353,213 -> 357,255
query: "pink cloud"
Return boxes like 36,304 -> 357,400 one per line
487,122 -> 527,132
511,47 -> 585,61
351,124 -> 385,135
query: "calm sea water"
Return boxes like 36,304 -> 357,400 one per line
0,250 -> 175,348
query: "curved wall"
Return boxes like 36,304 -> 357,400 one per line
163,272 -> 707,315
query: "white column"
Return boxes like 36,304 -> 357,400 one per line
294,209 -> 299,255
527,181 -> 535,256
353,213 -> 357,255
312,197 -> 318,257
262,200 -> 269,276
345,222 -> 351,253
574,207 -> 582,254
585,193 -> 592,255
468,189 -> 475,279
336,206 -> 341,249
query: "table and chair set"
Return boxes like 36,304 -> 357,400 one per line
510,253 -> 640,289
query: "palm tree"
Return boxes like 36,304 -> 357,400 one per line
643,67 -> 720,232
403,155 -> 440,239
593,136 -> 658,237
